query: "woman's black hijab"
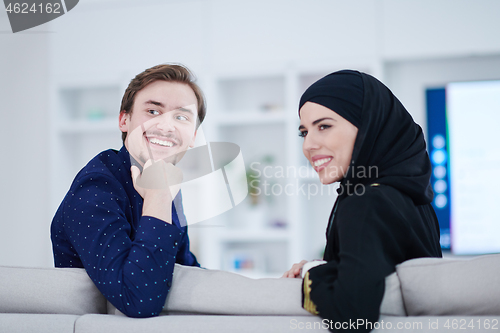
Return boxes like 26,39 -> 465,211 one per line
299,70 -> 433,205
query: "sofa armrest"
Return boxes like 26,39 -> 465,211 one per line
396,254 -> 500,316
0,266 -> 106,315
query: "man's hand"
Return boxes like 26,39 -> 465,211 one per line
131,159 -> 183,223
281,260 -> 308,278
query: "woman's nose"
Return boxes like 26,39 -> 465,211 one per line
303,133 -> 321,151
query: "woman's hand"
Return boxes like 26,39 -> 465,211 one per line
281,260 -> 308,278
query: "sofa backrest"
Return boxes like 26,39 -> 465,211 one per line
0,266 -> 107,315
396,254 -> 500,316
379,271 -> 406,316
162,264 -> 312,316
4,254 -> 500,318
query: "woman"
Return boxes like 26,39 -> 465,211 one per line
283,70 -> 442,329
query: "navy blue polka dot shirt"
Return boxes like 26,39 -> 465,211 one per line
51,146 -> 199,318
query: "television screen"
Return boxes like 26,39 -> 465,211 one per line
426,80 -> 500,254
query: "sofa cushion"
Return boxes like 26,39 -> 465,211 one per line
77,314 -> 323,333
0,313 -> 80,333
161,264 -> 312,316
379,272 -> 406,316
396,254 -> 500,316
0,266 -> 106,315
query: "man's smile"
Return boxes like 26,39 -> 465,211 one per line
144,133 -> 180,149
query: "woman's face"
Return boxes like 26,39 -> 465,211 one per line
299,102 -> 358,185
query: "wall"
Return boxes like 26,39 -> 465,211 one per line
385,55 -> 500,132
0,10 -> 52,267
381,0 -> 500,60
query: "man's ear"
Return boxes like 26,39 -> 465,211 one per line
119,111 -> 129,133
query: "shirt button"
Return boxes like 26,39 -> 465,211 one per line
167,281 -> 172,287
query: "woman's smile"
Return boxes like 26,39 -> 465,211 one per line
312,155 -> 333,172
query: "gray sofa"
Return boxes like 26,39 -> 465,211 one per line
1,254 -> 500,332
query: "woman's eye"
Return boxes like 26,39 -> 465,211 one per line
148,110 -> 160,116
319,124 -> 331,131
298,131 -> 307,138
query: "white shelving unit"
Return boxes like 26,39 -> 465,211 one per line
195,66 -> 353,278
194,70 -> 296,278
49,76 -> 128,213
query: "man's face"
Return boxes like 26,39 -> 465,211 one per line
119,80 -> 198,166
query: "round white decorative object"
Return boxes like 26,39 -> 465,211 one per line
433,165 -> 447,179
432,135 -> 446,149
434,180 -> 447,193
434,194 -> 447,208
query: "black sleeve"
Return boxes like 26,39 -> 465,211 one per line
302,188 -> 408,332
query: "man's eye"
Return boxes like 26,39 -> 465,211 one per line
298,131 -> 307,138
148,110 -> 160,116
176,115 -> 188,121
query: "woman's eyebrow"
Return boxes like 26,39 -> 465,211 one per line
298,117 -> 336,130
312,117 -> 336,125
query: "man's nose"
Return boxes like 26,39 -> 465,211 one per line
156,113 -> 175,132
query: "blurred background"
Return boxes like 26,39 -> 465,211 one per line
1,0 -> 500,277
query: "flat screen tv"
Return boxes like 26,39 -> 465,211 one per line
426,80 -> 500,254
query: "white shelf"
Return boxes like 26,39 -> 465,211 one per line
56,119 -> 118,134
214,111 -> 287,126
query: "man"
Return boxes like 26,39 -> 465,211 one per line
51,64 -> 206,318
